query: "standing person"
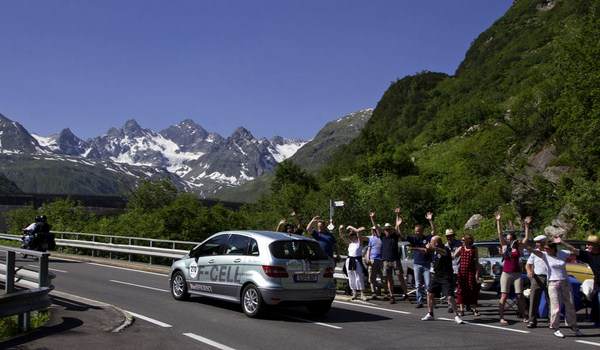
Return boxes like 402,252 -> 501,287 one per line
380,209 -> 409,304
525,233 -> 549,328
420,236 -> 464,324
496,213 -> 530,325
577,234 -> 600,326
276,211 -> 304,235
405,211 -> 435,308
530,237 -> 582,338
367,211 -> 383,299
339,225 -> 368,301
454,234 -> 481,316
306,216 -> 336,259
445,229 -> 462,313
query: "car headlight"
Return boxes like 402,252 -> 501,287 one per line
492,262 -> 502,276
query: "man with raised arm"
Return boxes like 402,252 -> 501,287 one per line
496,213 -> 530,325
420,235 -> 464,324
379,208 -> 409,304
405,211 -> 435,309
366,211 -> 383,299
306,215 -> 336,259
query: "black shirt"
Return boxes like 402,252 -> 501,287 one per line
406,234 -> 433,265
381,232 -> 400,261
432,246 -> 453,279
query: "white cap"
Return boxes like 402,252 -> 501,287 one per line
533,235 -> 547,242
383,223 -> 392,228
445,229 -> 455,236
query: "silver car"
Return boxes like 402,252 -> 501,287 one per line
169,230 -> 336,317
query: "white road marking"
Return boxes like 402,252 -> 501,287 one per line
110,280 -> 169,293
87,262 -> 169,276
126,310 -> 172,328
437,317 -> 530,334
52,257 -> 81,263
334,300 -> 411,315
183,332 -> 237,350
283,315 -> 342,329
27,264 -> 68,273
576,340 -> 600,347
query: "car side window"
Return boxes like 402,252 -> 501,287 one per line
225,234 -> 251,256
249,239 -> 259,256
195,235 -> 228,257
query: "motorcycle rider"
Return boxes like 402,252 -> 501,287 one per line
22,215 -> 54,251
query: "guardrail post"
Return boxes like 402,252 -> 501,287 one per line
18,312 -> 31,332
6,251 -> 15,293
39,254 -> 49,288
149,240 -> 153,265
109,237 -> 113,260
128,238 -> 132,262
92,235 -> 96,257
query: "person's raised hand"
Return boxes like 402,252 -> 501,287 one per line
396,216 -> 403,226
369,211 -> 375,218
425,212 -> 433,221
279,219 -> 286,225
553,236 -> 562,244
290,211 -> 296,217
524,216 -> 533,225
495,212 -> 501,221
394,208 -> 401,214
312,215 -> 320,221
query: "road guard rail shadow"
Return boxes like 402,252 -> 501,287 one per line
0,245 -> 55,332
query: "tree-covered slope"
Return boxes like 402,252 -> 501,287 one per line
0,173 -> 21,194
245,0 -> 600,238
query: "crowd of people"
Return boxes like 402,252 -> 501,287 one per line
276,209 -> 600,338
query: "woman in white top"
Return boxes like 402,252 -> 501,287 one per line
339,225 -> 368,301
531,236 -> 582,338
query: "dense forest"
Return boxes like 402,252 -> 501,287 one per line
3,0 -> 599,248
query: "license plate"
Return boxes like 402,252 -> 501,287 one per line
294,273 -> 318,283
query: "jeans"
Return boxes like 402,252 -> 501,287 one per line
414,263 -> 431,305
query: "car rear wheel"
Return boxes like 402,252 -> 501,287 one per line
241,284 -> 264,318
306,300 -> 333,316
171,271 -> 189,301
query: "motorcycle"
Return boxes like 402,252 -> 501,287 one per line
21,230 -> 54,252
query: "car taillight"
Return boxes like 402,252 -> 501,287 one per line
262,265 -> 289,278
323,267 -> 334,278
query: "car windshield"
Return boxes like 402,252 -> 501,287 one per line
269,240 -> 328,261
477,245 -> 502,258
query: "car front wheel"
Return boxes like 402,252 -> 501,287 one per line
241,284 -> 264,318
171,271 -> 189,301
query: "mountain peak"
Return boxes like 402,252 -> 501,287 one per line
123,119 -> 142,133
231,127 -> 255,140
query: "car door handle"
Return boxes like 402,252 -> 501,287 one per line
208,259 -> 215,264
233,258 -> 241,263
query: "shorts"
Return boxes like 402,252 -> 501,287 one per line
500,272 -> 523,294
383,260 -> 403,277
428,276 -> 455,297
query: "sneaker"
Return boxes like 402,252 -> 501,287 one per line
499,319 -> 509,326
553,330 -> 565,338
421,313 -> 434,321
400,294 -> 409,301
447,307 -> 454,314
527,321 -> 537,329
416,303 -> 424,309
573,329 -> 583,337
390,297 -> 396,304
454,316 -> 463,324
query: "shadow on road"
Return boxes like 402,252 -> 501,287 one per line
0,317 -> 83,349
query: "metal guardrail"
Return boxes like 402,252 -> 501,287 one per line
0,231 -> 199,265
0,245 -> 55,331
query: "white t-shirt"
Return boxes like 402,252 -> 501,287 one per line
347,241 -> 362,258
527,251 -> 549,276
541,250 -> 572,281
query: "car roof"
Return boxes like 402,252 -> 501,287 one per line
216,230 -> 315,243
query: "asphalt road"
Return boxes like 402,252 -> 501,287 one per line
13,256 -> 600,350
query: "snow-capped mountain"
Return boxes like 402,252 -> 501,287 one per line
0,113 -> 306,197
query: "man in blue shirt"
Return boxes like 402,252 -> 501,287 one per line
403,211 -> 435,308
367,211 -> 383,298
306,216 -> 336,258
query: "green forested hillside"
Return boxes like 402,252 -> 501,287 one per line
243,0 -> 600,238
0,174 -> 21,194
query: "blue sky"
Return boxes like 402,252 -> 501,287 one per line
0,0 -> 512,140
